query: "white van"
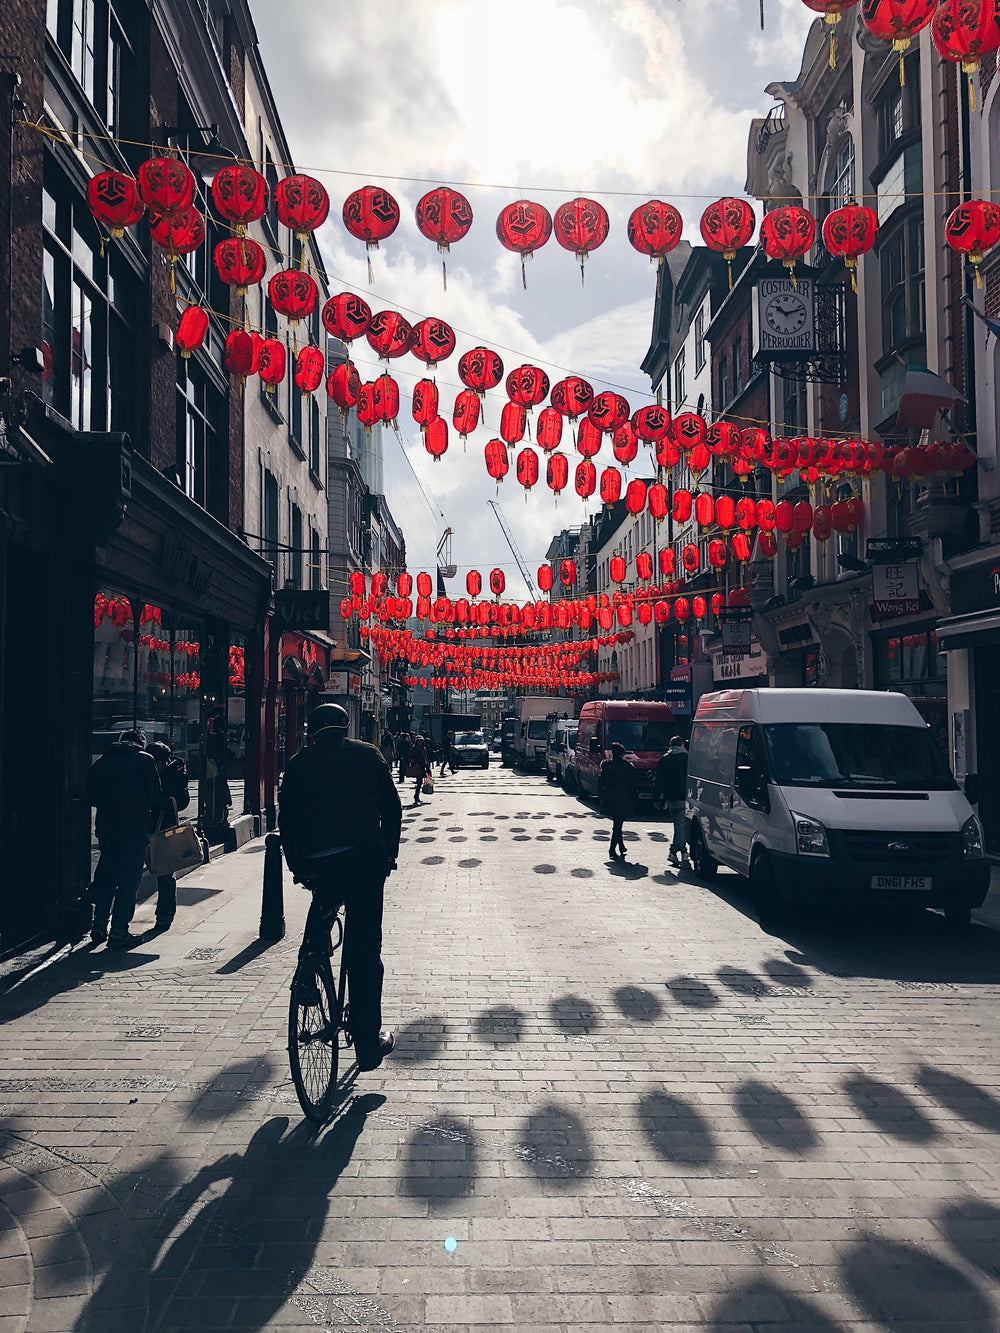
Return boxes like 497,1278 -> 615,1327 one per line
685,688 -> 989,925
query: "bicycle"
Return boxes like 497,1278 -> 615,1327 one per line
288,893 -> 353,1123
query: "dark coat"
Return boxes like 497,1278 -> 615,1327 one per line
407,737 -> 430,778
86,742 -> 161,841
154,756 -> 191,829
599,757 -> 637,821
653,747 -> 688,803
278,734 -> 402,879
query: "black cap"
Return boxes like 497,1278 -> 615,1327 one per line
309,703 -> 350,735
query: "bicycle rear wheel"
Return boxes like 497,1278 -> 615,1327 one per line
288,955 -> 339,1123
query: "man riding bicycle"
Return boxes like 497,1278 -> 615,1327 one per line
278,703 -> 402,1071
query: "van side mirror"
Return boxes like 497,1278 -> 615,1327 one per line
589,737 -> 600,754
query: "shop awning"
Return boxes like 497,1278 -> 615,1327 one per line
934,608 -> 1000,649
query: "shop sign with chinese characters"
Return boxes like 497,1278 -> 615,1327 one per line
871,563 -> 920,620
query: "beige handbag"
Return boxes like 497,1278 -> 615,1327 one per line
146,804 -> 202,876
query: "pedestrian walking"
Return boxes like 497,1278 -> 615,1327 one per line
599,741 -> 637,860
407,733 -> 431,805
380,730 -> 396,769
279,703 -> 402,1072
147,740 -> 191,934
653,735 -> 689,866
86,728 -> 161,948
396,732 -> 411,784
439,731 -> 453,777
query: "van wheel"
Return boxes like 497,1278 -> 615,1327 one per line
751,853 -> 784,930
944,904 -> 972,928
689,825 -> 717,881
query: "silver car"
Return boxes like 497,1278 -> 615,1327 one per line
450,730 -> 490,770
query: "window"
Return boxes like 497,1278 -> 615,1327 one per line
874,630 -> 944,699
718,360 -> 729,407
48,0 -> 134,136
694,308 -> 706,373
732,339 -> 744,396
263,470 -> 279,573
761,722 -> 954,790
42,179 -> 136,434
674,348 -> 686,408
835,482 -> 859,564
290,503 -> 303,588
880,213 -> 925,353
176,361 -> 223,514
310,526 -> 323,589
878,85 -> 905,159
827,136 -> 854,211
310,398 -> 322,478
289,372 -> 303,449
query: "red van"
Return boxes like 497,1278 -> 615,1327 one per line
574,700 -> 677,803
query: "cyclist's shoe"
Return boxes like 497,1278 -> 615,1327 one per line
294,974 -> 322,1006
356,1030 -> 395,1071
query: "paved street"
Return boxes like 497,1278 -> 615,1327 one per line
3,766 -> 1000,1332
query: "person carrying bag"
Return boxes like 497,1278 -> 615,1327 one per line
147,741 -> 199,932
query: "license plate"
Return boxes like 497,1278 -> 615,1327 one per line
638,791 -> 653,800
870,875 -> 931,891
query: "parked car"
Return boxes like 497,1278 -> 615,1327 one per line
450,730 -> 490,770
545,719 -> 578,786
575,699 -> 677,803
685,687 -> 989,926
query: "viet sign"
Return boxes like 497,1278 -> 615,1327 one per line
274,589 -> 330,632
871,563 -> 920,620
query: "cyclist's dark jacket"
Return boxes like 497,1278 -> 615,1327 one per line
278,735 -> 402,878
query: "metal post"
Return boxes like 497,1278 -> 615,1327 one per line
259,831 -> 285,941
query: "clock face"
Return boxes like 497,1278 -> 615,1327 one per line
764,291 -> 808,335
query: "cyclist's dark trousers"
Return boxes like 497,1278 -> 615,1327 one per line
303,848 -> 387,1053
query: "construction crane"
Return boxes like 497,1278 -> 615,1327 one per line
489,500 -> 537,598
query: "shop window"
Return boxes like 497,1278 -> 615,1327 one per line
874,629 -> 942,698
42,178 -> 136,434
227,635 -> 246,812
92,589 -> 137,752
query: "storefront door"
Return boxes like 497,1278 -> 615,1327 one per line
975,647 -> 1000,855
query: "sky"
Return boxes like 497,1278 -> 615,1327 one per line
247,0 -> 816,600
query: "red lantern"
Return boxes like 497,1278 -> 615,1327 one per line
707,421 -> 741,458
506,365 -> 550,408
775,500 -> 795,535
627,200 -> 683,265
327,361 -> 361,411
761,205 -> 816,280
211,164 -> 267,234
453,389 -> 481,439
224,330 -> 260,381
700,197 -> 755,283
367,310 -> 413,360
648,483 -> 669,522
214,240 -> 267,305
416,572 -> 433,598
822,204 -> 878,290
714,495 -> 736,531
412,379 -> 440,428
575,460 -> 596,500
490,569 -> 506,597
576,419 -> 603,459
682,543 -> 701,574
485,438 -> 509,483
731,532 -> 752,564
411,317 -> 456,368
258,337 -> 287,390
553,197 -> 610,281
343,186 -> 400,276
496,199 -> 553,287
587,392 -> 630,433
274,174 -> 329,242
736,497 -> 757,531
633,404 -> 671,443
536,406 -> 564,452
659,548 -> 677,578
459,346 -> 504,398
793,500 -> 813,534
694,493 -> 715,528
415,186 -> 473,286
547,452 -> 569,495
321,292 -> 372,345
632,551 -> 651,581
87,170 -> 144,238
672,488 -> 692,523
613,423 -> 639,464
499,400 -> 526,446
551,377 -> 594,420
600,467 -> 622,506
560,559 -> 577,587
932,0 -> 1000,103
294,345 -> 325,394
376,373 -> 400,426
149,207 -> 204,290
268,269 -> 318,324
756,498 -> 776,531
138,157 -> 195,219
945,200 -> 1000,288
537,564 -> 553,593
625,479 -> 648,515
610,555 -> 627,584
424,417 -> 449,462
356,382 -> 378,429
861,0 -> 935,58
176,305 -> 209,359
813,505 -> 833,541
465,570 -> 482,600
517,447 -> 539,490
692,595 -> 708,621
709,538 -> 728,570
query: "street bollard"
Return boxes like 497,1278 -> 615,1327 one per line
259,831 -> 286,942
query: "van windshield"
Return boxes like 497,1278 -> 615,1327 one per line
606,720 -> 674,752
527,720 -> 548,739
455,732 -> 484,746
762,722 -> 957,790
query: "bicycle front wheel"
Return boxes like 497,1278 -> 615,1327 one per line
288,955 -> 339,1123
